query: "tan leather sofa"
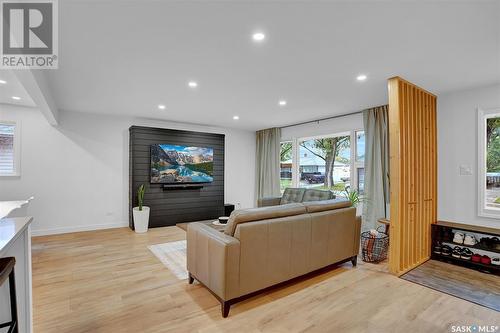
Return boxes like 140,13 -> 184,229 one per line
258,187 -> 334,207
186,198 -> 361,317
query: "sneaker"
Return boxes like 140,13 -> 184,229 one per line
441,245 -> 452,256
463,234 -> 478,246
492,257 -> 500,266
492,237 -> 500,251
480,255 -> 491,265
452,246 -> 462,258
453,232 -> 464,244
471,253 -> 482,263
479,237 -> 490,248
480,237 -> 500,250
433,244 -> 442,254
460,248 -> 473,260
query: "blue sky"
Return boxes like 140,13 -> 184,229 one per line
159,145 -> 213,156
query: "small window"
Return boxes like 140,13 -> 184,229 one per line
357,167 -> 365,194
0,122 -> 20,176
355,131 -> 365,162
478,108 -> 500,218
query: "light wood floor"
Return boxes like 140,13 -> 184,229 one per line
32,226 -> 499,333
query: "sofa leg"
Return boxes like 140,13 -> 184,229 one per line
188,273 -> 194,284
351,256 -> 357,267
221,301 -> 230,318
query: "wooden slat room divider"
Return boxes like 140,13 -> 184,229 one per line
388,77 -> 437,276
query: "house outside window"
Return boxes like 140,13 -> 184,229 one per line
478,108 -> 500,218
0,121 -> 20,176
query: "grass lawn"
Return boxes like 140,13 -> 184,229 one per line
280,179 -> 292,191
280,179 -> 348,193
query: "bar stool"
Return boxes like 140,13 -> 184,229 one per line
0,257 -> 18,333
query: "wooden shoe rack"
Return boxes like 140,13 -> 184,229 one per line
431,221 -> 500,275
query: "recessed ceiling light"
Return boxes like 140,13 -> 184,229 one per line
158,104 -> 166,110
233,116 -> 239,120
279,100 -> 287,106
11,96 -> 21,100
0,80 -> 6,84
252,32 -> 266,42
188,81 -> 198,88
356,74 -> 367,81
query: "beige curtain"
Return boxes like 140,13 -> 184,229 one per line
362,105 -> 390,230
255,127 -> 281,203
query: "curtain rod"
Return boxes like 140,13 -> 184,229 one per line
278,104 -> 387,129
279,110 -> 363,129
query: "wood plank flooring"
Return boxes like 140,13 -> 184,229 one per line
32,227 -> 499,333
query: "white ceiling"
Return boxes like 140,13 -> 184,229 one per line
0,70 -> 36,108
46,0 -> 500,130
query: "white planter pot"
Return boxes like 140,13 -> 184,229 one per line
132,206 -> 150,233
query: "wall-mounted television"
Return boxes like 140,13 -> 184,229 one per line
150,144 -> 214,184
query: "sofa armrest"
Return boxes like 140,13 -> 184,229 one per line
354,215 -> 362,254
257,196 -> 282,207
186,222 -> 240,300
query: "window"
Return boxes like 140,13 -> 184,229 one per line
298,134 -> 351,194
354,130 -> 365,194
355,131 -> 365,162
478,108 -> 500,218
281,129 -> 364,196
279,141 -> 293,193
0,122 -> 20,176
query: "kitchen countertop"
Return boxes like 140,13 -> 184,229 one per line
0,198 -> 34,220
0,216 -> 34,255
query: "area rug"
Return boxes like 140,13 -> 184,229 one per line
148,240 -> 188,280
401,260 -> 500,311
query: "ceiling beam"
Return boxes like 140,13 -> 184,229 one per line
14,70 -> 59,125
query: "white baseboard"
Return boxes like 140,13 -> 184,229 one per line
31,222 -> 129,236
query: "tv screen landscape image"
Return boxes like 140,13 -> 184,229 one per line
151,144 -> 214,184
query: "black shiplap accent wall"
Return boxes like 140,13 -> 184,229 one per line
129,126 -> 225,229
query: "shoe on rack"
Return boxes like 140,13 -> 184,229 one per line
464,234 -> 478,246
460,248 -> 473,260
471,253 -> 481,263
452,246 -> 462,258
433,243 -> 442,254
492,257 -> 500,266
480,255 -> 491,265
453,232 -> 464,244
441,245 -> 452,256
492,237 -> 500,251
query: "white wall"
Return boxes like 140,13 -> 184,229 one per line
0,106 -> 255,235
281,113 -> 363,140
437,83 -> 500,228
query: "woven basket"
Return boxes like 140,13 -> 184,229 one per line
361,227 -> 389,263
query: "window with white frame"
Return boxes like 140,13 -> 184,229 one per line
0,121 -> 20,176
298,133 -> 351,194
281,129 -> 364,196
354,130 -> 365,194
478,108 -> 500,218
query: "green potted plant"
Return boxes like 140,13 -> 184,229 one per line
132,184 -> 149,233
343,188 -> 365,208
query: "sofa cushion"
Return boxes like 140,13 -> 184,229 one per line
224,203 -> 306,236
303,198 -> 352,213
280,188 -> 306,205
302,189 -> 334,202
